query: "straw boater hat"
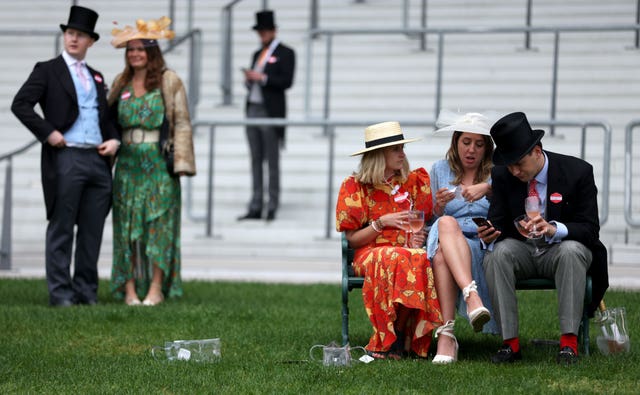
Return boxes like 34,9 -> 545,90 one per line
490,112 -> 545,166
433,110 -> 495,136
350,121 -> 421,156
110,16 -> 175,48
60,5 -> 100,41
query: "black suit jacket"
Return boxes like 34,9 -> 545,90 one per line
11,55 -> 117,219
246,42 -> 295,144
488,150 -> 608,315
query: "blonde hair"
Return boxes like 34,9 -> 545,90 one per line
354,146 -> 410,185
446,131 -> 494,185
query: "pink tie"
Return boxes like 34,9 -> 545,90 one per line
528,179 -> 539,198
75,61 -> 89,91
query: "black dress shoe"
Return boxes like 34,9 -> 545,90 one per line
73,295 -> 98,306
50,299 -> 74,307
556,346 -> 578,365
266,209 -> 276,221
237,210 -> 262,220
491,345 -> 522,363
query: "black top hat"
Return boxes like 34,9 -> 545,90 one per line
60,6 -> 100,41
490,112 -> 545,165
252,10 -> 276,30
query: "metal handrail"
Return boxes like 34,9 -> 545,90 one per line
164,29 -> 203,118
188,117 -> 611,240
624,120 -> 640,227
1,140 -> 39,270
304,24 -> 640,130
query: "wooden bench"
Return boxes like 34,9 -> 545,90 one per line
340,232 -> 592,355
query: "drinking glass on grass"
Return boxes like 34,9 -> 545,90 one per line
406,210 -> 425,247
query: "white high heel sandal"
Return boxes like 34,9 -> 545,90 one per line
463,280 -> 491,332
432,320 -> 458,364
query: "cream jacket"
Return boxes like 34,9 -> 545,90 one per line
108,69 -> 196,176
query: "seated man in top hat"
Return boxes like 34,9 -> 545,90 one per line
478,112 -> 608,364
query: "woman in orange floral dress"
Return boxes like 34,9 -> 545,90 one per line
336,121 -> 442,359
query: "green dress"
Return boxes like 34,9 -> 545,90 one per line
111,85 -> 182,299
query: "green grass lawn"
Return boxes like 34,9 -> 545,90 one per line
0,279 -> 637,394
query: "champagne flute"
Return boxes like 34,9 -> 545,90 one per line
406,210 -> 425,247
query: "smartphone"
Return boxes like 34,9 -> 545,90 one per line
472,217 -> 491,228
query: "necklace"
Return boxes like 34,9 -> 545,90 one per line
383,175 -> 399,195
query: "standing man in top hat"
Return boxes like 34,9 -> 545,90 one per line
11,5 -> 120,306
478,112 -> 608,365
238,10 -> 295,221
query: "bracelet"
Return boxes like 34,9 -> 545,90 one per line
371,218 -> 383,233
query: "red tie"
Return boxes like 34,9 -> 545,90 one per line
528,179 -> 539,198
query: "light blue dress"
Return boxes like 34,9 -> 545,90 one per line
426,159 -> 499,335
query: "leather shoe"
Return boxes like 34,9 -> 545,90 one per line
266,209 -> 276,221
237,210 -> 261,220
491,345 -> 522,363
50,299 -> 74,307
556,346 -> 578,365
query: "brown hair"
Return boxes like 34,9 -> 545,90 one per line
446,131 -> 494,185
117,44 -> 166,91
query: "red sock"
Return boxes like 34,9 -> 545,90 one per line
504,337 -> 520,353
560,334 -> 578,355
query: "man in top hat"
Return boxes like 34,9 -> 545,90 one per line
478,112 -> 608,364
11,5 -> 120,306
239,9 -> 295,221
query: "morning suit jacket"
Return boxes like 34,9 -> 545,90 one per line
11,55 -> 118,219
487,150 -> 608,315
246,42 -> 295,144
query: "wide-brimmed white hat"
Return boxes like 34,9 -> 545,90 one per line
350,121 -> 421,156
433,110 -> 496,136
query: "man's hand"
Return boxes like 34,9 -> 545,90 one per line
244,69 -> 266,83
478,221 -> 501,245
528,215 -> 557,238
47,130 -> 66,148
97,139 -> 120,157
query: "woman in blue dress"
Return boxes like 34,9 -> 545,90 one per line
427,110 -> 500,363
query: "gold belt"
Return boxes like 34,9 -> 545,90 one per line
122,128 -> 160,144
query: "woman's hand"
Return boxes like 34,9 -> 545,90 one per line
434,187 -> 455,213
461,182 -> 491,203
379,211 -> 410,230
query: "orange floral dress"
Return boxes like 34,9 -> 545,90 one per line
336,168 -> 442,357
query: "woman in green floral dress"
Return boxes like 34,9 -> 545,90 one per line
108,17 -> 196,305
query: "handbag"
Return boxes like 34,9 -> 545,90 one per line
158,115 -> 176,176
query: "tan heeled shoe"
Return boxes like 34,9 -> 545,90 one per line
142,284 -> 164,306
463,281 -> 491,332
432,320 -> 458,364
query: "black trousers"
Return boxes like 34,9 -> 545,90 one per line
245,103 -> 280,213
45,147 -> 112,305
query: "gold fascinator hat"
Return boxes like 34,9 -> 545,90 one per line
111,16 -> 175,48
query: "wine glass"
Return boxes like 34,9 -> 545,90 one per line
513,214 -> 543,255
406,210 -> 425,247
525,196 -> 542,222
